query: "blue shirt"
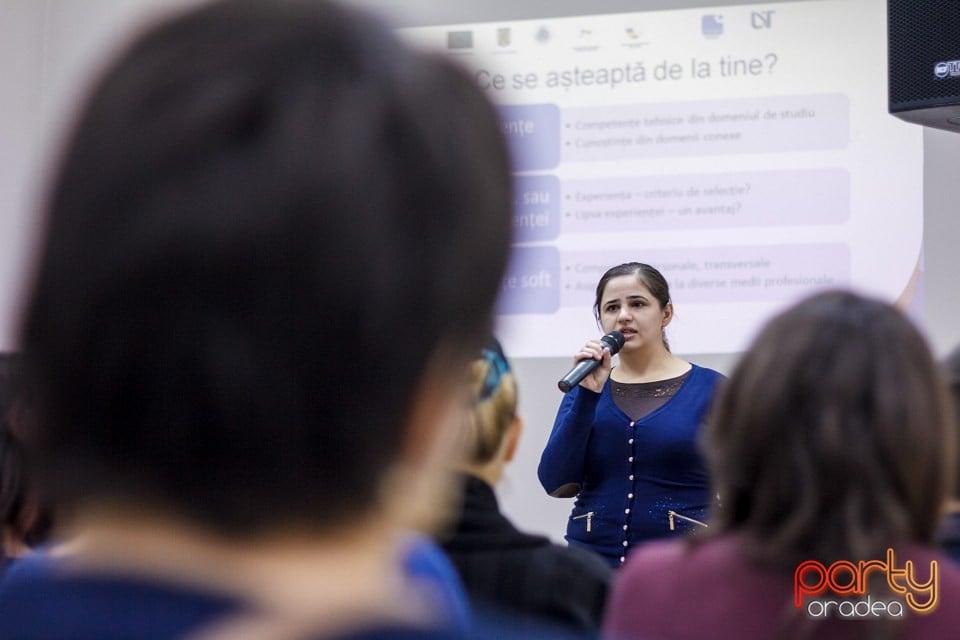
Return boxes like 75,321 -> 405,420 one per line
0,547 -> 583,639
401,533 -> 472,631
538,364 -> 724,567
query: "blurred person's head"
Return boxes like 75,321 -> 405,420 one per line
18,0 -> 512,542
458,339 -> 521,486
945,346 -> 960,418
707,290 -> 955,568
942,345 -> 960,501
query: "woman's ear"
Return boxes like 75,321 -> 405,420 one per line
661,301 -> 674,328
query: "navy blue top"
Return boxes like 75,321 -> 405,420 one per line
0,570 -> 242,640
538,364 -> 724,567
1,541 -> 472,634
0,558 -> 585,639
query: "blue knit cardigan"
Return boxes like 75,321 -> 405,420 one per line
538,364 -> 724,567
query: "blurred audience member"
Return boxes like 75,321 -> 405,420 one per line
440,339 -> 611,634
604,290 -> 960,640
937,345 -> 960,563
0,0 -> 517,637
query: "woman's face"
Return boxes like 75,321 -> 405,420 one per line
598,275 -> 672,353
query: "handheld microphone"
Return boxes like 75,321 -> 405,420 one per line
557,331 -> 625,393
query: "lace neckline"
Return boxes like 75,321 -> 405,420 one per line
611,369 -> 692,398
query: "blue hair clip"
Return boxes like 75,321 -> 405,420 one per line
478,339 -> 511,402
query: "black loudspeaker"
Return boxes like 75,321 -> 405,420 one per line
888,0 -> 960,132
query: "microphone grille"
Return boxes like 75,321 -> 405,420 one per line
603,330 -> 625,354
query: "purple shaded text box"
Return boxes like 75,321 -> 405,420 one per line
513,175 -> 561,242
499,104 -> 560,171
497,246 -> 561,315
561,244 -> 850,306
562,94 -> 849,162
562,168 -> 849,232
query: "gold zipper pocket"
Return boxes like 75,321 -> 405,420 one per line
668,510 -> 708,531
572,511 -> 595,532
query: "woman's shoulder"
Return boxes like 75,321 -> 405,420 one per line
616,540 -> 693,593
621,535 -> 739,575
686,363 -> 727,389
606,536 -> 760,637
688,363 -> 725,378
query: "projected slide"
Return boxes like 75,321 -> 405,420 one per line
401,0 -> 922,357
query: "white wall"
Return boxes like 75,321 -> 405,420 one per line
2,0 -> 959,543
0,0 -> 199,349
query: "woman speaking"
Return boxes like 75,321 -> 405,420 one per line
538,262 -> 724,567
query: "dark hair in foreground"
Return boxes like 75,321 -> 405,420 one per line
706,290 -> 955,568
943,345 -> 960,498
946,346 -> 960,424
19,0 -> 512,536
